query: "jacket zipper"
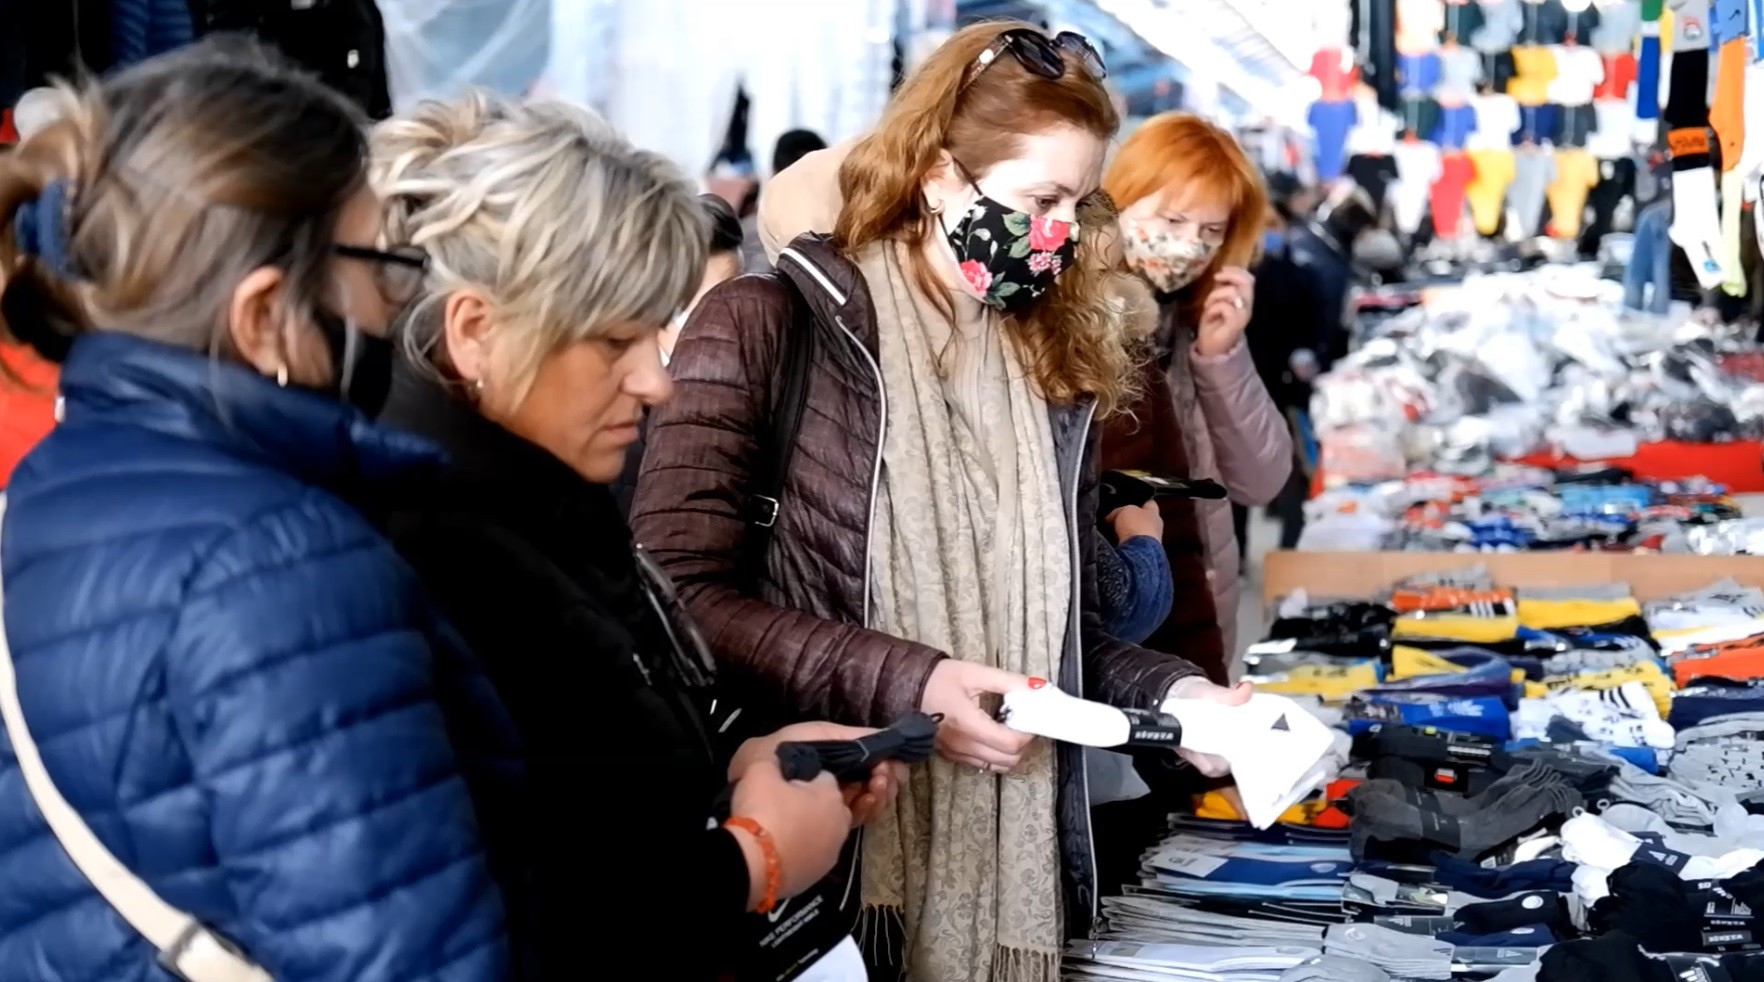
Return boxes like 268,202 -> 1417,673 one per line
1066,399 -> 1100,927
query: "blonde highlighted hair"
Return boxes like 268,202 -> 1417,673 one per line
371,91 -> 708,404
833,20 -> 1140,416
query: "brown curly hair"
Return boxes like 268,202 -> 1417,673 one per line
832,21 -> 1140,416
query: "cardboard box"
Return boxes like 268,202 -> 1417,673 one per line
1262,551 -> 1764,605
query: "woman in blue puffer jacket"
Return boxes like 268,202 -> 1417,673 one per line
0,38 -> 522,982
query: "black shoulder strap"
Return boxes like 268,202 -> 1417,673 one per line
739,271 -> 817,585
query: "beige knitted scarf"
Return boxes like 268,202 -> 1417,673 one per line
856,241 -> 1070,982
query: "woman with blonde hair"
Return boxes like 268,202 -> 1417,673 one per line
1101,113 -> 1295,677
633,22 -> 1247,981
367,92 -> 892,979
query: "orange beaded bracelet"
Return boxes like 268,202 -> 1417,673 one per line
725,816 -> 781,914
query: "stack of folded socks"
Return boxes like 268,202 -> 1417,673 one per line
1063,941 -> 1324,982
1514,681 -> 1677,749
1672,713 -> 1764,796
1322,923 -> 1454,980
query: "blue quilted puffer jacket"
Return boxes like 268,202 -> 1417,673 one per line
0,332 -> 523,981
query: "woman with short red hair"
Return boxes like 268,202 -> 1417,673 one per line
1101,113 -> 1295,677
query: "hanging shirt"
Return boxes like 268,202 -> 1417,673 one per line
1400,51 -> 1444,93
1596,51 -> 1639,100
1437,44 -> 1485,102
1475,0 -> 1527,52
1547,147 -> 1602,236
1309,99 -> 1359,179
1593,1 -> 1645,54
1467,148 -> 1519,234
1590,99 -> 1640,157
1470,92 -> 1523,150
1399,0 -> 1448,53
1547,44 -> 1607,105
1435,103 -> 1480,147
1432,151 -> 1478,237
1510,146 -> 1559,237
1348,153 -> 1403,209
1347,96 -> 1402,155
1509,45 -> 1560,105
1392,140 -> 1445,234
1311,47 -> 1360,102
1445,0 -> 1487,45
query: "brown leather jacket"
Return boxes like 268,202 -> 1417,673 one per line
630,233 -> 1203,933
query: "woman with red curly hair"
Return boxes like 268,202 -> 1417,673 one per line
633,22 -> 1247,981
1101,113 -> 1295,678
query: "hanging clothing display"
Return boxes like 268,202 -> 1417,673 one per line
1582,156 -> 1640,251
1590,98 -> 1641,157
1311,100 -> 1359,180
1547,146 -> 1602,236
1560,103 -> 1599,147
1435,103 -> 1480,147
1470,91 -> 1523,149
1311,47 -> 1361,102
1444,0 -> 1487,44
1547,42 -> 1607,105
1593,0 -> 1644,53
1595,51 -> 1639,100
1509,45 -> 1560,104
1467,147 -> 1519,233
1348,152 -> 1402,211
1393,139 -> 1445,235
1399,0 -> 1448,52
1437,43 -> 1485,102
1474,0 -> 1527,51
1400,50 -> 1445,93
1402,94 -> 1443,139
1510,146 -> 1558,237
1431,151 -> 1478,237
382,0 -> 546,112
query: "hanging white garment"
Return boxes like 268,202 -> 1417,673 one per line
380,0 -> 551,111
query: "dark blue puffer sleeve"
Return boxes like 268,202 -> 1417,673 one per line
162,496 -> 510,982
1099,534 -> 1176,645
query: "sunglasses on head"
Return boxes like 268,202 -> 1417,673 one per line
962,28 -> 1107,91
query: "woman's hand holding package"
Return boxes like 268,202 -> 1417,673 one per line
1165,676 -> 1254,776
920,660 -> 1036,773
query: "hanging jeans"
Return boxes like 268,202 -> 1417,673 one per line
1623,200 -> 1674,313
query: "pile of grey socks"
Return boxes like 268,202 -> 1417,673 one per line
1671,714 -> 1764,798
1323,923 -> 1453,981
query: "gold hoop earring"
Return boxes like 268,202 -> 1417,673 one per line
275,364 -> 288,388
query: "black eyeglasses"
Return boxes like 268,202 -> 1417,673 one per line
333,243 -> 428,304
962,29 -> 1107,91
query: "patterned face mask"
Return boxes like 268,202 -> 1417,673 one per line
1122,219 -> 1218,293
944,195 -> 1080,313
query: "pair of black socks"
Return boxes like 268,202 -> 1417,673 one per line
1348,762 -> 1580,861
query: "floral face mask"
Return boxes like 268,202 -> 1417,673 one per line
944,194 -> 1080,314
1122,219 -> 1218,294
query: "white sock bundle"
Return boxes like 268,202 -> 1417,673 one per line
998,684 -> 1335,829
